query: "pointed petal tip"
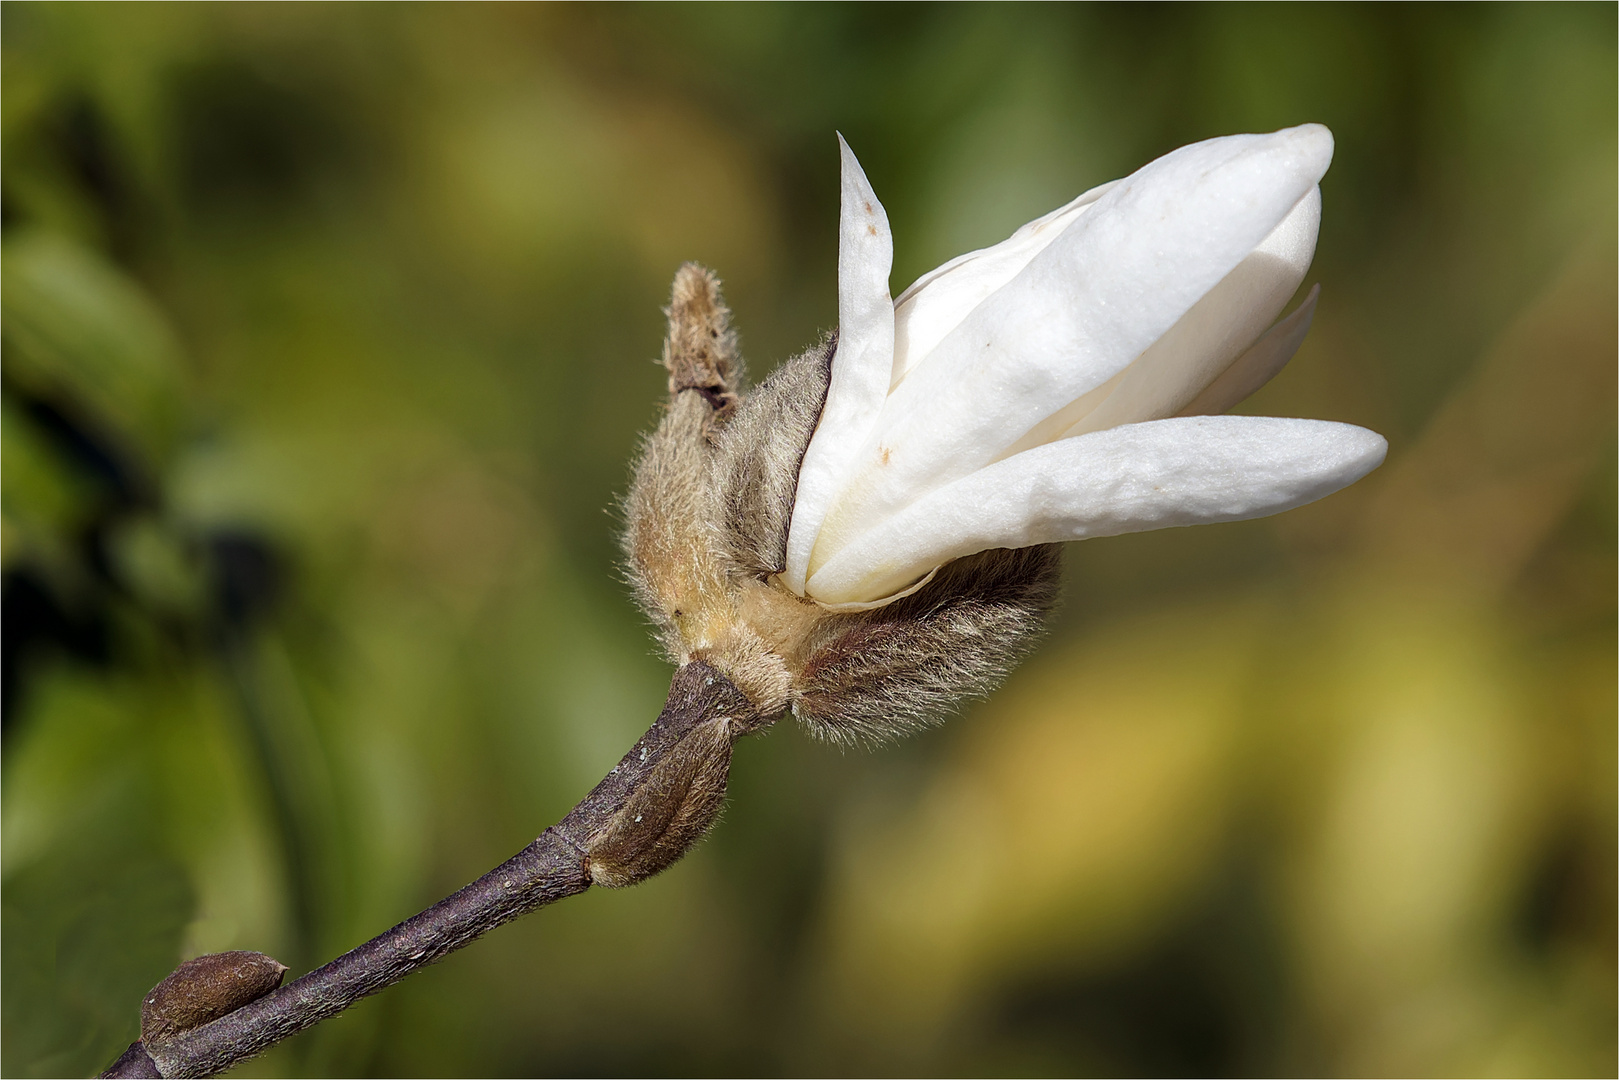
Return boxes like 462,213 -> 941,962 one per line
1172,282 -> 1322,419
837,132 -> 862,175
837,134 -> 883,212
1276,122 -> 1335,172
1311,419 -> 1389,490
1346,423 -> 1389,472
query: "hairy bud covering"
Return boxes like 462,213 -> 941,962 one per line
140,951 -> 288,1043
623,264 -> 1060,745
569,660 -> 760,886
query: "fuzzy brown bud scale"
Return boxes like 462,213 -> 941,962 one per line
561,660 -> 760,887
624,263 -> 1061,748
139,952 -> 289,1043
102,952 -> 288,1077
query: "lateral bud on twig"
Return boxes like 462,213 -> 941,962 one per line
102,952 -> 287,1078
141,951 -> 289,1042
97,662 -> 758,1080
555,660 -> 764,888
584,716 -> 734,886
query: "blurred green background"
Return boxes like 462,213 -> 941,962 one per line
2,3 -> 1613,1077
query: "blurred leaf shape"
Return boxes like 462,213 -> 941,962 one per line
1,393 -> 102,567
2,837 -> 193,1079
1,671 -> 197,1079
2,231 -> 186,468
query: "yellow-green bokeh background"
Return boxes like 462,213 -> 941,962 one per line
3,4 -> 1614,1076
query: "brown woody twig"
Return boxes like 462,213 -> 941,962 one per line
102,661 -> 762,1079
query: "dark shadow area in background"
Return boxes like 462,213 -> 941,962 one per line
994,847 -> 1291,1079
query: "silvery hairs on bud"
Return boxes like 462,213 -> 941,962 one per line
623,263 -> 1061,747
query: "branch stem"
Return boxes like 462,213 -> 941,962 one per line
102,661 -> 758,1079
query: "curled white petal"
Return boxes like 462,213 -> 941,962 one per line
890,179 -> 1119,389
1179,284 -> 1318,417
1057,185 -> 1322,436
1001,189 -> 1321,455
807,125 -> 1336,574
804,415 -> 1386,605
781,134 -> 896,594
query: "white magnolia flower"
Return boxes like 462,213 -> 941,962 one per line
782,124 -> 1387,609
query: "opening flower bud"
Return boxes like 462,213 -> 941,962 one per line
624,126 -> 1385,744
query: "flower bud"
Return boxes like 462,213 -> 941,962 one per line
583,715 -> 735,886
623,266 -> 1060,745
624,129 -> 1383,743
538,660 -> 760,886
139,951 -> 288,1043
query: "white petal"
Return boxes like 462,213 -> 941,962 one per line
1059,185 -> 1321,436
890,179 -> 1119,389
809,126 -> 1336,574
804,415 -> 1386,605
1005,188 -> 1320,453
1179,284 -> 1318,417
781,135 -> 897,594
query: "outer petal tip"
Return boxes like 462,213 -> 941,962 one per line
835,134 -> 892,262
838,134 -> 880,208
1344,424 -> 1389,473
1278,122 -> 1335,172
1306,419 -> 1388,493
